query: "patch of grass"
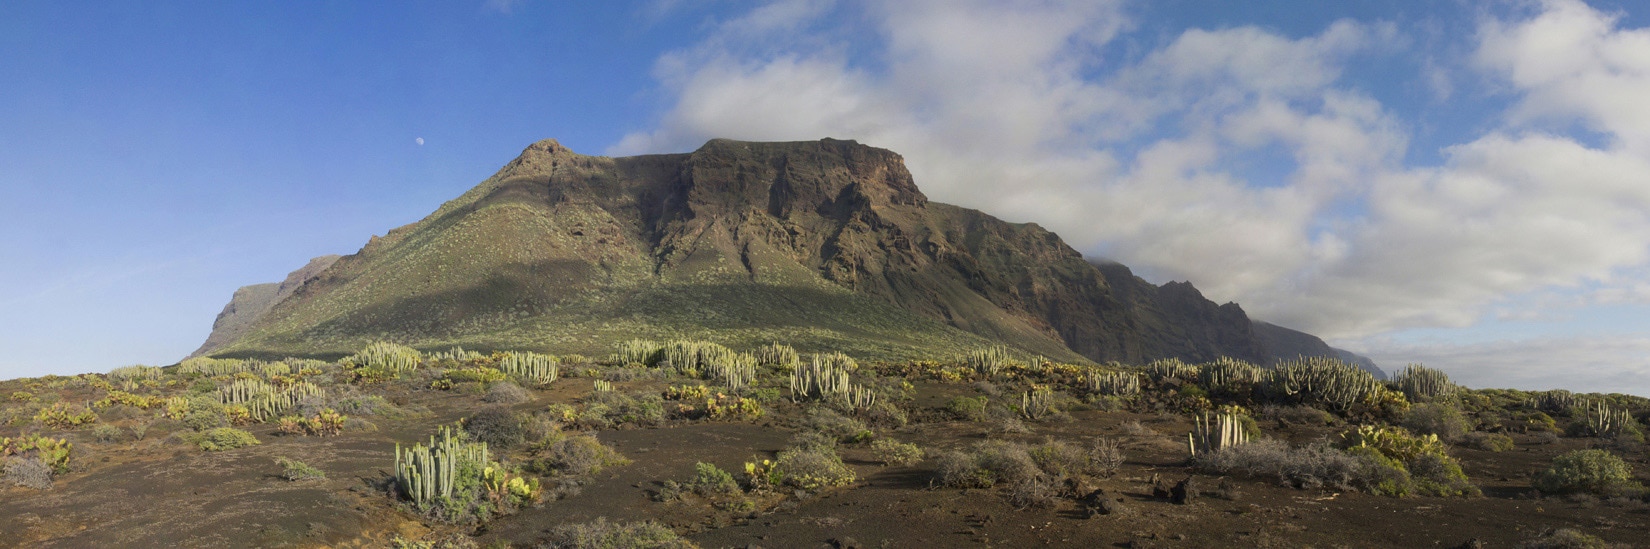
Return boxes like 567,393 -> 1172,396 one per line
188,428 -> 260,451
542,517 -> 697,549
275,456 -> 326,481
870,438 -> 924,466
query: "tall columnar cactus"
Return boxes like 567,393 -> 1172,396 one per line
1088,371 -> 1141,396
220,379 -> 322,422
706,353 -> 758,391
843,384 -> 878,412
430,346 -> 484,363
1261,357 -> 1381,412
394,425 -> 488,506
107,365 -> 163,380
498,351 -> 560,385
346,342 -> 423,373
790,354 -> 852,402
180,357 -> 253,376
1530,390 -> 1578,413
1583,401 -> 1636,439
1020,385 -> 1056,420
754,343 -> 800,371
615,339 -> 663,366
1188,412 -> 1250,456
1145,358 -> 1199,383
965,346 -> 1011,377
1392,364 -> 1457,402
1199,357 -> 1262,392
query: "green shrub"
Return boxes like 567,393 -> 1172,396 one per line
92,424 -> 124,443
1402,403 -> 1471,442
1517,528 -> 1616,549
275,456 -> 326,481
531,434 -> 629,477
688,462 -> 740,495
1462,431 -> 1516,452
464,407 -> 526,450
1533,449 -> 1642,496
946,396 -> 989,422
935,440 -> 1039,489
543,517 -> 696,549
34,403 -> 97,430
870,438 -> 924,466
774,445 -> 855,491
190,428 -> 260,451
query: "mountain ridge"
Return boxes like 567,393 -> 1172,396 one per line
196,137 -> 1360,368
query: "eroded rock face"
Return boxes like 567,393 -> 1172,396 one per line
191,255 -> 339,358
196,138 -> 1305,365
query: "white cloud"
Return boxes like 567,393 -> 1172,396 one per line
614,0 -> 1650,392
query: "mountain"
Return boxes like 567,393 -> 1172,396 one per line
1251,321 -> 1386,379
196,138 -> 1339,367
190,254 -> 339,359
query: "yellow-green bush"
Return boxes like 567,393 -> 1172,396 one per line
35,402 -> 97,430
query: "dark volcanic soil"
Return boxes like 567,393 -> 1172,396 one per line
2,372 -> 1647,549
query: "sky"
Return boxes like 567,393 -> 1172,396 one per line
3,0 -> 1650,396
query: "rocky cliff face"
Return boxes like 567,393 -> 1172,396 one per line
198,138 -> 1319,365
191,255 -> 339,358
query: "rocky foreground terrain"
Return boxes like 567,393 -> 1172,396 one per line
1,345 -> 1645,548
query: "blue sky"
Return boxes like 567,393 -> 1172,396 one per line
4,1 -> 1650,396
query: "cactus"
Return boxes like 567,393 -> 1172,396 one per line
1199,357 -> 1261,392
1145,358 -> 1199,383
1020,385 -> 1056,420
790,354 -> 852,402
1261,357 -> 1381,412
615,339 -> 663,366
344,342 -> 423,373
754,343 -> 800,371
593,380 -> 614,393
1188,412 -> 1250,456
179,357 -> 254,376
1088,371 -> 1141,396
107,365 -> 163,380
219,379 -> 322,423
965,346 -> 1011,377
1392,364 -> 1457,402
394,425 -> 488,506
1530,390 -> 1578,413
1583,401 -> 1636,439
498,351 -> 560,385
843,384 -> 878,412
430,346 -> 484,363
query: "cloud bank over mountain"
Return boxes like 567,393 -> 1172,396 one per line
613,0 -> 1650,394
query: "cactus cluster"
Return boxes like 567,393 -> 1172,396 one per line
790,354 -> 852,401
179,357 -> 254,376
1261,357 -> 1382,411
1088,371 -> 1141,396
429,346 -> 484,363
1199,357 -> 1262,392
345,342 -> 424,373
394,425 -> 488,506
966,345 -> 1011,377
107,365 -> 162,380
1392,364 -> 1457,402
843,384 -> 877,412
1583,401 -> 1637,439
615,339 -> 663,365
219,379 -> 323,422
1187,411 -> 1250,456
754,343 -> 800,371
498,351 -> 559,385
1,434 -> 72,474
1020,385 -> 1056,420
1530,390 -> 1578,413
1145,358 -> 1199,383
593,380 -> 614,393
705,353 -> 758,391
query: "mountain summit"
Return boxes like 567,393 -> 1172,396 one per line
198,137 -> 1358,367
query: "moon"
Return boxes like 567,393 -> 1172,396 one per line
415,137 -> 425,146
